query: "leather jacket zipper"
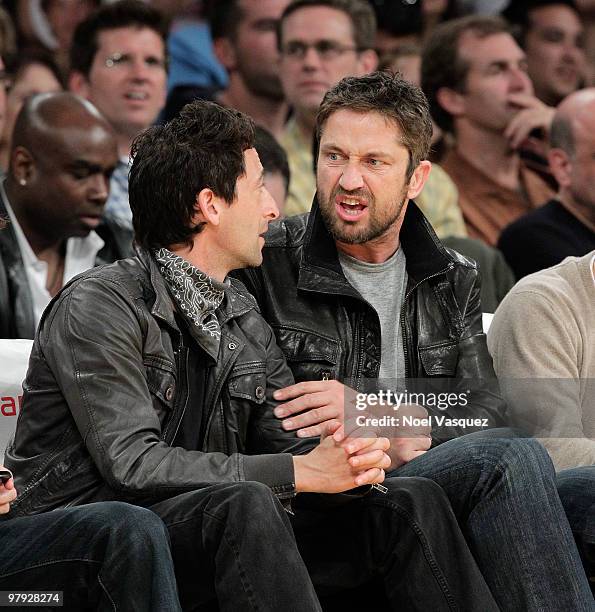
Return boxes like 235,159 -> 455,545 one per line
400,263 -> 455,378
164,346 -> 189,445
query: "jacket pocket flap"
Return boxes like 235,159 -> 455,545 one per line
145,364 -> 176,409
228,369 -> 267,404
419,341 -> 458,376
274,327 -> 339,364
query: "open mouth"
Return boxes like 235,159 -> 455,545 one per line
125,91 -> 149,101
335,195 -> 368,221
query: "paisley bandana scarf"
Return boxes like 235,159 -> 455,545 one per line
154,248 -> 225,347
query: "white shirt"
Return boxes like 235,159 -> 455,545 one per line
3,194 -> 104,328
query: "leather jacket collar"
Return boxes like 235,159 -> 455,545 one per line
298,196 -> 455,297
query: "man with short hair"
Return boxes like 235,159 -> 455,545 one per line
235,71 -> 595,609
503,0 -> 586,107
69,0 -> 167,229
0,92 -> 132,339
278,0 -> 468,242
422,16 -> 556,245
5,99 -> 500,611
498,87 -> 595,278
208,0 -> 290,139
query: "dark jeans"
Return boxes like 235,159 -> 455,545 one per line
557,466 -> 595,594
0,501 -> 181,611
150,479 -> 498,612
393,430 -> 595,611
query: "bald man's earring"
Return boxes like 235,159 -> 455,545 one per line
19,179 -> 26,186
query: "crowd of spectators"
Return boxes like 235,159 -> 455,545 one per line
0,0 -> 593,609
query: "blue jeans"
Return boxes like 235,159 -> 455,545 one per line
392,430 -> 595,611
557,466 -> 595,594
0,502 -> 181,611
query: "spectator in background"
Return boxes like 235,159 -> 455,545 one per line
422,16 -> 556,246
487,250 -> 595,588
254,125 -> 290,213
502,0 -> 586,186
69,0 -> 167,229
204,0 -> 290,140
503,0 -> 586,107
499,88 -> 595,278
0,50 -> 64,172
0,92 -> 132,339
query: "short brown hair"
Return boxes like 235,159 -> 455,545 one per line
277,0 -> 376,52
315,71 -> 432,179
421,15 -> 511,133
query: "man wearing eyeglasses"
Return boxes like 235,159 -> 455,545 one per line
278,0 -> 377,217
69,0 -> 167,230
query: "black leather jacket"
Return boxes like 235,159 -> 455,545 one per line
235,200 -> 508,443
0,195 -> 134,339
5,249 -> 311,516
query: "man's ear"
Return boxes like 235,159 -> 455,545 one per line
193,188 -> 226,228
548,148 -> 572,189
69,71 -> 90,98
11,146 -> 36,185
406,160 -> 432,200
436,86 -> 466,118
213,37 -> 237,71
358,49 -> 378,74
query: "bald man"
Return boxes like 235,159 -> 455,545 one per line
499,87 -> 595,279
0,92 -> 133,339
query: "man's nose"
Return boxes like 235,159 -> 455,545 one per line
339,162 -> 364,191
89,173 -> 110,205
263,188 -> 280,221
510,67 -> 531,92
302,45 -> 323,70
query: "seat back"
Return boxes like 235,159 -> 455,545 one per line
0,339 -> 33,462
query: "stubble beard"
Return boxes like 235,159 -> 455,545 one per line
318,184 -> 409,245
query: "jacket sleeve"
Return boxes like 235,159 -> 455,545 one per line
39,276 -> 297,500
430,269 -> 509,445
245,322 -> 318,457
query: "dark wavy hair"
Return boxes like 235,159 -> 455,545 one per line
129,100 -> 255,250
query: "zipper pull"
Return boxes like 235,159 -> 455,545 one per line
321,371 -> 331,381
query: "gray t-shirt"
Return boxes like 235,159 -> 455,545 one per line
338,247 -> 408,380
